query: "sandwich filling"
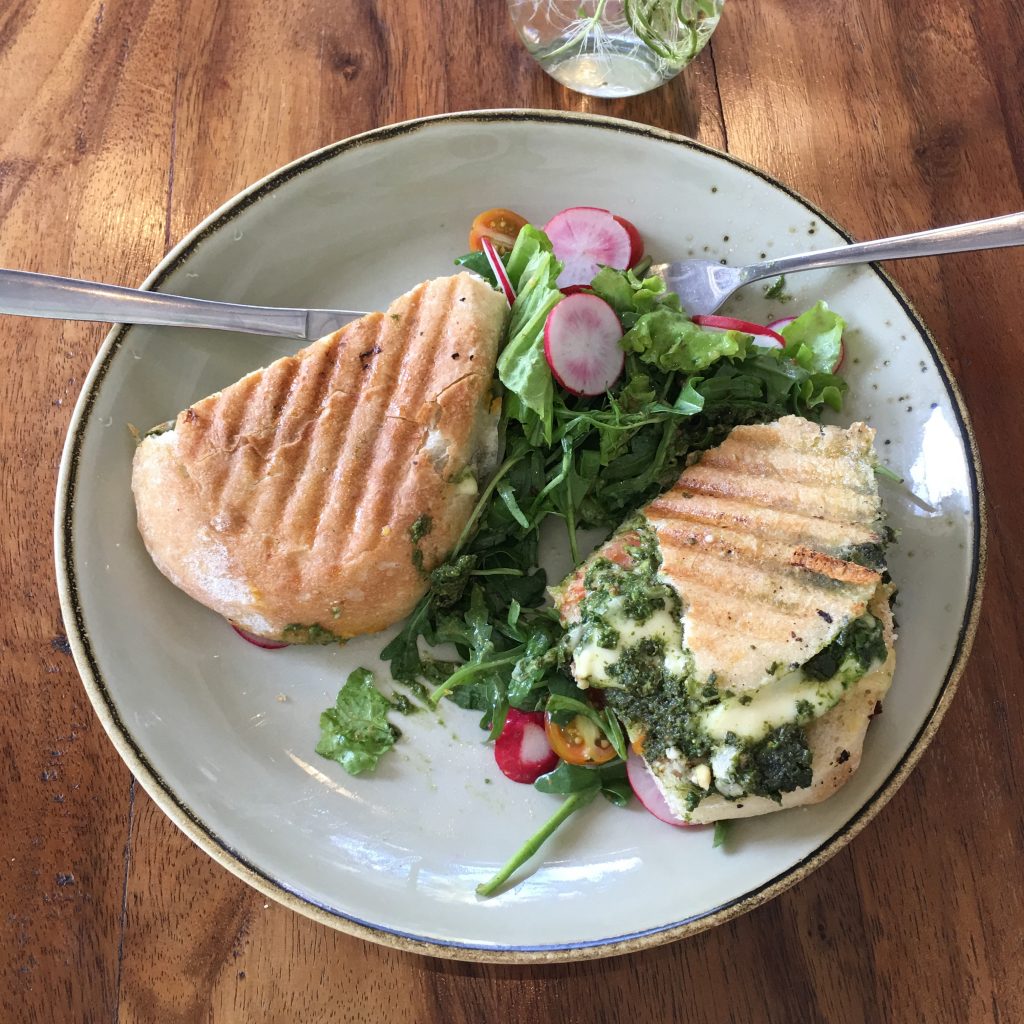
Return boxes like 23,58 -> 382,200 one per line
553,415 -> 896,820
563,520 -> 889,808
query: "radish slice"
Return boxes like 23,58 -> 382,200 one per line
544,207 -> 632,289
559,284 -> 593,297
544,293 -> 625,397
832,339 -> 846,373
627,749 -> 688,826
767,315 -> 846,371
480,236 -> 516,305
494,709 -> 559,784
547,207 -> 643,267
231,624 -> 289,650
612,215 -> 644,267
691,314 -> 785,349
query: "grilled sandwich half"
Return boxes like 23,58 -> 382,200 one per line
132,272 -> 508,642
553,415 -> 896,823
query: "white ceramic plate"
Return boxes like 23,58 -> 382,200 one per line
55,111 -> 984,962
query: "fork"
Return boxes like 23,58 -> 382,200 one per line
650,211 -> 1024,316
2,212 -> 1023,339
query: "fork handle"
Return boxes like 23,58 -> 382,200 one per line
0,268 -> 331,340
742,211 -> 1024,283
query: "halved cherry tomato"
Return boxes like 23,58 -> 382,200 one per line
468,208 -> 529,255
545,712 -> 617,766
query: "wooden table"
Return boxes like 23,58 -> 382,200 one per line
2,1 -> 1022,1019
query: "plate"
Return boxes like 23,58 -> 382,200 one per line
55,110 -> 985,962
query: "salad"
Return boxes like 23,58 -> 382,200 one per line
312,204 -> 850,896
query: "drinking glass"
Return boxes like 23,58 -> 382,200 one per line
507,0 -> 724,98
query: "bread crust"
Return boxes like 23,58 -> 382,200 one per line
132,273 -> 508,639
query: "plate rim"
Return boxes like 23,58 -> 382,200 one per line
53,108 -> 988,963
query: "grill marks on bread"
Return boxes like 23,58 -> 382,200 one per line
645,417 -> 883,689
133,273 -> 507,639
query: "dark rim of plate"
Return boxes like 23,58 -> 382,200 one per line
55,109 -> 986,964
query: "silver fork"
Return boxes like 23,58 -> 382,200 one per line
3,212 -> 1023,339
650,211 -> 1024,316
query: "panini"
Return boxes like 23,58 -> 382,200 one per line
553,416 -> 896,823
132,273 -> 508,642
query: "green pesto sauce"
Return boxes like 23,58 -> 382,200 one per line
410,514 -> 434,577
603,640 -> 716,764
569,517 -> 886,806
802,614 -> 887,682
841,524 -> 896,573
410,514 -> 433,544
575,519 -> 680,636
726,724 -> 813,800
763,275 -> 792,302
388,692 -> 419,715
282,623 -> 346,645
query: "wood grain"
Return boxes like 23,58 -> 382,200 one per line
1,0 -> 1022,1021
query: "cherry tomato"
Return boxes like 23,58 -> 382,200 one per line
468,208 -> 529,254
545,712 -> 617,766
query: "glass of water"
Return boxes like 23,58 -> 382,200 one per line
508,0 -> 723,98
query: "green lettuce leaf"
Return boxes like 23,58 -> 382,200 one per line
621,309 -> 752,373
496,226 -> 563,442
781,300 -> 845,374
589,266 -> 682,326
316,668 -> 400,775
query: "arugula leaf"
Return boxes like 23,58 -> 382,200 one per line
315,668 -> 401,775
473,752 -> 631,897
534,759 -> 631,804
454,250 -> 498,286
507,629 -> 562,708
475,789 -> 599,897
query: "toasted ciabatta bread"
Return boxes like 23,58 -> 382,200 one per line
132,273 -> 508,641
553,416 -> 896,822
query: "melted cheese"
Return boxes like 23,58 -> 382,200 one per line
572,596 -> 689,687
701,670 -> 846,743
